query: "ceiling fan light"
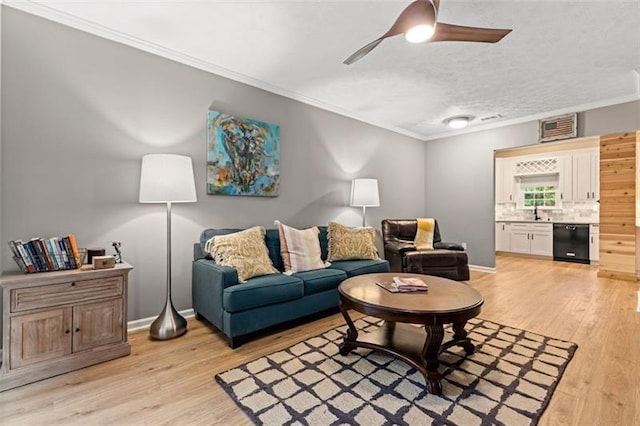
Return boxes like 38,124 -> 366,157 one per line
405,24 -> 435,43
444,116 -> 473,129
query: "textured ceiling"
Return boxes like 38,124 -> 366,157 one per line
7,0 -> 640,140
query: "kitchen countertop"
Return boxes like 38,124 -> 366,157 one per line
496,219 -> 599,224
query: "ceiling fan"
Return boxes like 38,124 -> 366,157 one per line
344,0 -> 512,65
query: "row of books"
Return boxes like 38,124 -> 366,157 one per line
8,235 -> 82,273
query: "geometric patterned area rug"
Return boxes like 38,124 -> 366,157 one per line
215,316 -> 577,426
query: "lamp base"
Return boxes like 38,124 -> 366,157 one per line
149,299 -> 187,340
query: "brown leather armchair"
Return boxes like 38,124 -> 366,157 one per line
381,219 -> 470,281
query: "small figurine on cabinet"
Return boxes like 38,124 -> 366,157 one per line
112,241 -> 123,263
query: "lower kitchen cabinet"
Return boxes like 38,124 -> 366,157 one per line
508,223 -> 553,256
495,222 -> 510,252
0,263 -> 132,391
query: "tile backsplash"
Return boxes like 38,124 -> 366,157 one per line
495,201 -> 599,223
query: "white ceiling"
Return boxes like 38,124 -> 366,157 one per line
7,0 -> 640,140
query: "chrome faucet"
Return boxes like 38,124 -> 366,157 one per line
533,204 -> 542,221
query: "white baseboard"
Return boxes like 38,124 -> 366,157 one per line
127,308 -> 195,333
469,265 -> 497,273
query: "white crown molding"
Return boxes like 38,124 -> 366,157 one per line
2,0 -> 426,141
4,1 -> 639,143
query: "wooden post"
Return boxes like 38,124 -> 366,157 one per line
597,132 -> 638,281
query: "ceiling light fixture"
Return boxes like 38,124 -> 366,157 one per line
405,24 -> 435,43
444,115 -> 474,129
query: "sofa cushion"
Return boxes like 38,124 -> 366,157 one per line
293,268 -> 347,295
223,273 -> 304,313
264,228 -> 284,271
276,221 -> 328,274
205,226 -> 278,282
327,222 -> 379,261
405,250 -> 468,267
318,226 -> 329,260
329,259 -> 390,277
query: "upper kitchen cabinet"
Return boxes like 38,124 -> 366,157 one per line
495,158 -> 515,203
558,155 -> 573,203
572,149 -> 599,202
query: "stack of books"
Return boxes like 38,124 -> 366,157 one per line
7,235 -> 82,273
377,276 -> 429,293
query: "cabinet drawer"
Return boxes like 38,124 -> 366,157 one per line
11,277 -> 123,312
531,223 -> 552,231
510,223 -> 529,230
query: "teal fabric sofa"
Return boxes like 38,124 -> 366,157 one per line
192,226 -> 389,348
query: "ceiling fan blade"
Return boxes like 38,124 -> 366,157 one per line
432,0 -> 440,14
344,0 -> 437,65
343,38 -> 385,65
431,22 -> 512,43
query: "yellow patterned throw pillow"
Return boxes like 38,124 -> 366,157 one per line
327,222 -> 379,261
414,218 -> 435,250
205,226 -> 278,282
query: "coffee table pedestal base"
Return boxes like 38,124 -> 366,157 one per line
339,319 -> 474,395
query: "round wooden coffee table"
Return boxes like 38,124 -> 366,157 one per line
338,272 -> 484,395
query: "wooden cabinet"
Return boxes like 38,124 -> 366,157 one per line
1,263 -> 132,391
508,223 -> 553,256
572,149 -> 599,202
495,222 -> 510,252
495,158 -> 515,203
590,224 -> 599,262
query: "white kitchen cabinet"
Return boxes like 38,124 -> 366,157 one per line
572,149 -> 599,202
558,155 -> 573,203
508,223 -> 553,256
495,222 -> 510,252
590,224 -> 599,262
496,158 -> 515,203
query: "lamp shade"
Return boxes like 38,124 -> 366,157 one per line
139,154 -> 197,203
350,178 -> 380,207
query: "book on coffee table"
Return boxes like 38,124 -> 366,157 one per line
376,276 -> 428,293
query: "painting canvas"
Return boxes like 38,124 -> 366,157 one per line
207,110 -> 280,196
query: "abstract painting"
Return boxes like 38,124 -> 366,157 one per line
207,110 -> 280,196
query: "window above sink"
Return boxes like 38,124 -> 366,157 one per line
523,185 -> 557,208
517,175 -> 560,210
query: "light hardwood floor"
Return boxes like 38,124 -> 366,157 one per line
1,255 -> 639,425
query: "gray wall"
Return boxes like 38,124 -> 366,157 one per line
0,8 -> 425,324
425,100 -> 640,269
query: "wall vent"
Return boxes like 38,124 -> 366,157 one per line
539,113 -> 577,142
481,114 -> 503,122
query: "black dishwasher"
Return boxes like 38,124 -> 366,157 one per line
553,224 -> 590,264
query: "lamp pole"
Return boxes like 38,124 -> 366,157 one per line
149,201 -> 187,340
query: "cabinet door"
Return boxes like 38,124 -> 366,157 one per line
530,230 -> 553,256
559,155 -> 573,202
573,151 -> 593,202
495,158 -> 504,203
10,308 -> 72,369
509,228 -> 530,254
496,159 -> 515,203
495,223 -> 509,251
73,299 -> 124,352
590,224 -> 599,262
502,159 -> 515,203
